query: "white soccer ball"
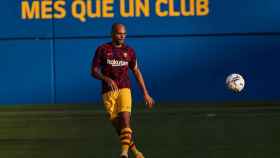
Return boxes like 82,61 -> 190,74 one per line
226,73 -> 245,92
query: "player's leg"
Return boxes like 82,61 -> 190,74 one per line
118,112 -> 144,158
118,112 -> 132,157
111,117 -> 121,135
111,116 -> 144,158
117,88 -> 145,158
103,90 -> 143,158
102,90 -> 125,152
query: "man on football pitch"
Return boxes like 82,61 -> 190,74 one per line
91,23 -> 155,158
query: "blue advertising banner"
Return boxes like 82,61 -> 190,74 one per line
0,0 -> 279,104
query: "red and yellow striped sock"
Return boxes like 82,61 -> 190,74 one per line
130,141 -> 140,156
120,127 -> 132,153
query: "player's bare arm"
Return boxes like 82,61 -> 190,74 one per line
131,66 -> 155,109
92,67 -> 118,91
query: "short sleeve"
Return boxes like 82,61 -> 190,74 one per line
92,46 -> 103,68
129,48 -> 137,70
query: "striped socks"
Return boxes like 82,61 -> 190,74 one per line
120,127 -> 132,153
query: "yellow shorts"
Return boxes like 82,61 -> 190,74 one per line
102,88 -> 132,120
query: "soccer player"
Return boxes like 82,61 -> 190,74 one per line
91,23 -> 155,158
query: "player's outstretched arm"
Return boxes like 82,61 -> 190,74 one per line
131,67 -> 155,109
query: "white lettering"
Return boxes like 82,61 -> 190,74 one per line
107,59 -> 128,67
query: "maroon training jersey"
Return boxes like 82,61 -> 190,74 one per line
91,42 -> 137,93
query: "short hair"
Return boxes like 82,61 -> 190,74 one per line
111,23 -> 125,34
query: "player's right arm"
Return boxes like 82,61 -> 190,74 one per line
91,47 -> 118,91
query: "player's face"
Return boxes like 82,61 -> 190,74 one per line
112,26 -> 127,46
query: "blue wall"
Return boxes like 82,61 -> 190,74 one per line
1,0 -> 280,104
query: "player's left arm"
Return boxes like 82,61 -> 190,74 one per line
131,64 -> 155,109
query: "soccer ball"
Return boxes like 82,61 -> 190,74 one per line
226,73 -> 245,92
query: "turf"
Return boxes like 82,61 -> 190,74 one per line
0,104 -> 279,158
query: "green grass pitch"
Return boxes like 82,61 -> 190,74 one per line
0,103 -> 279,158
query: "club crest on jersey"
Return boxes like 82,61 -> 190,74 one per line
107,59 -> 128,67
123,52 -> 128,58
106,52 -> 112,56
